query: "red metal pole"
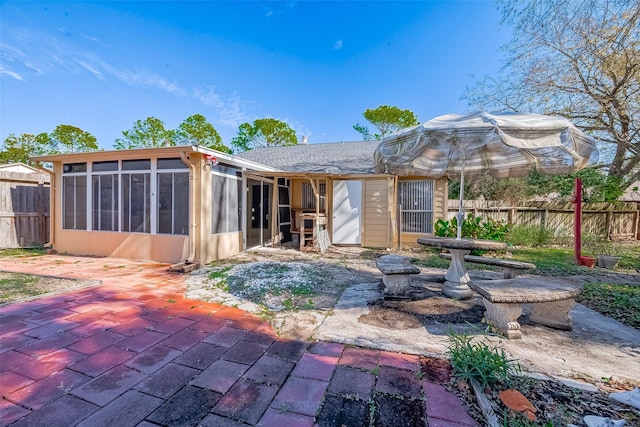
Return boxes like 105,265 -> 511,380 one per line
574,178 -> 582,265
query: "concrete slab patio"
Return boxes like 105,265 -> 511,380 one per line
0,254 -> 477,426
187,246 -> 640,386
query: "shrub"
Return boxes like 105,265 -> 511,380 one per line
435,214 -> 510,242
447,332 -> 520,389
506,224 -> 557,247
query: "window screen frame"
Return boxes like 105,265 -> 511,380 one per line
398,180 -> 434,234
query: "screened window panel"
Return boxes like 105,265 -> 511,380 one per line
76,177 -> 87,230
157,172 -> 189,235
230,179 -> 242,232
121,173 -> 150,233
63,176 -> 75,229
399,180 -> 433,233
211,175 -> 227,234
173,173 -> 189,234
92,175 -> 118,231
122,159 -> 151,170
157,158 -> 188,169
63,163 -> 87,173
211,175 -> 242,234
92,161 -> 118,172
157,174 -> 173,234
279,207 -> 291,223
63,176 -> 87,230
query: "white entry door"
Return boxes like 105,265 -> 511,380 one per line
332,180 -> 362,244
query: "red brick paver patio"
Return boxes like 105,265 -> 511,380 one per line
0,254 -> 477,426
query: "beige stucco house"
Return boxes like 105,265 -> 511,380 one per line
33,141 -> 447,264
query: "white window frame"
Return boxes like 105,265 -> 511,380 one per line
398,180 -> 434,233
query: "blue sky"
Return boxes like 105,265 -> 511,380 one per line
1,1 -> 510,150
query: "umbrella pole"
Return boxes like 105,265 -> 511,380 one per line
457,167 -> 464,240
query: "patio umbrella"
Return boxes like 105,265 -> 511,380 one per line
374,111 -> 599,239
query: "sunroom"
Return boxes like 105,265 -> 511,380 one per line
33,146 -> 280,264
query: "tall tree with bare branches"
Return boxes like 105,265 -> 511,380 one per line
464,0 -> 640,198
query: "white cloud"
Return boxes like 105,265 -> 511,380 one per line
261,4 -> 274,17
23,62 -> 42,75
80,32 -> 99,42
112,68 -> 184,95
1,24 -> 185,96
0,67 -> 25,82
75,59 -> 104,79
333,40 -> 343,50
194,86 -> 253,129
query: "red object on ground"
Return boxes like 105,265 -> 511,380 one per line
580,256 -> 596,268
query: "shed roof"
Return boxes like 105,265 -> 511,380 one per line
237,141 -> 379,174
0,163 -> 41,174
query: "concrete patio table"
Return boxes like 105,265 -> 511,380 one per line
417,236 -> 507,299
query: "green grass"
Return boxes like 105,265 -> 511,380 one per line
508,248 -> 583,275
0,273 -> 45,303
0,247 -> 46,257
578,282 -> 640,329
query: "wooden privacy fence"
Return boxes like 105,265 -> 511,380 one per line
0,170 -> 50,248
446,200 -> 639,240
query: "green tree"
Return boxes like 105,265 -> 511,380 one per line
231,118 -> 297,152
115,117 -> 174,149
175,114 -> 231,153
353,105 -> 419,140
464,0 -> 640,199
49,125 -> 99,153
0,133 -> 51,166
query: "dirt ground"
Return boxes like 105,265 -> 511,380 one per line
0,271 -> 99,304
189,245 -> 640,386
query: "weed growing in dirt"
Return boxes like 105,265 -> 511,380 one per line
0,247 -> 45,257
205,261 -> 331,311
0,273 -> 41,302
447,332 -> 520,389
207,266 -> 233,291
578,282 -> 640,328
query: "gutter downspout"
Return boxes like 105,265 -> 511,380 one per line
180,152 -> 196,263
37,166 -> 55,248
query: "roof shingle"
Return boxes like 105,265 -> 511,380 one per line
237,141 -> 379,174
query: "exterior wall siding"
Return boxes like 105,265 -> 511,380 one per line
54,230 -> 189,262
362,179 -> 391,248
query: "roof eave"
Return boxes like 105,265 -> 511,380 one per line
31,145 -> 282,173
